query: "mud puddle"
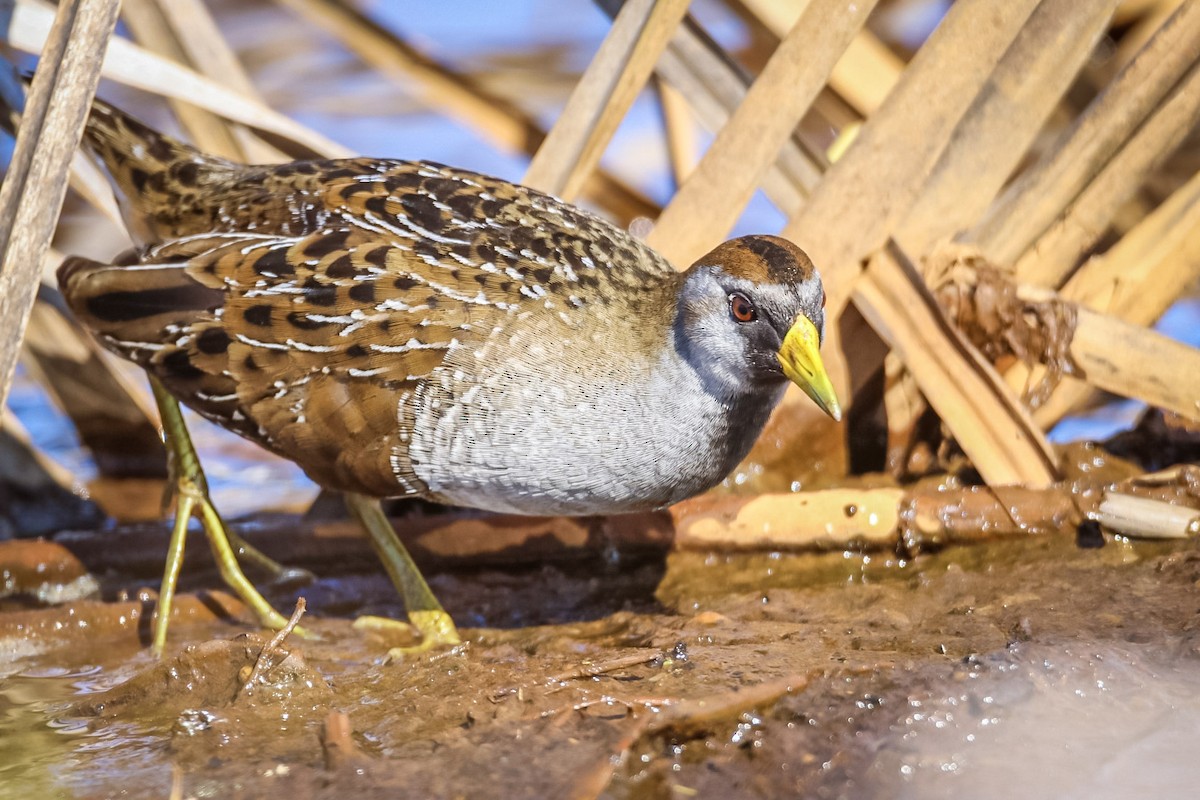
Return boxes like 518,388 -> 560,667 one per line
1,523 -> 1199,798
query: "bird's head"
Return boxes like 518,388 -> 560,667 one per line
676,235 -> 841,421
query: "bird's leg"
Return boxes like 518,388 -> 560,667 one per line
152,476 -> 194,657
149,376 -> 305,653
225,529 -> 316,588
345,492 -> 461,657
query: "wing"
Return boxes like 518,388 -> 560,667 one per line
61,226 -> 491,496
58,158 -> 677,496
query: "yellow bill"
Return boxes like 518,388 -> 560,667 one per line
777,316 -> 842,422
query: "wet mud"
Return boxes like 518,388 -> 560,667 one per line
2,515 -> 1199,799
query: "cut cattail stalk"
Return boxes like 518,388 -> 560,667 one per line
1093,493 -> 1200,539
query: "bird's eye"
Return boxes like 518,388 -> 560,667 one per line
729,292 -> 757,323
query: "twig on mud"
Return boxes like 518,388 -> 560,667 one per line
491,647 -> 662,702
168,764 -> 183,800
544,648 -> 663,686
541,695 -> 676,727
643,674 -> 814,740
241,597 -> 306,694
572,664 -> 887,799
320,710 -> 371,772
570,674 -> 816,799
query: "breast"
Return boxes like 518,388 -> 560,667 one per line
404,331 -> 781,516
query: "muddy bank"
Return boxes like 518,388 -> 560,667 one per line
1,519 -> 1198,798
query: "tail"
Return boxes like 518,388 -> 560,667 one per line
80,98 -> 241,239
81,96 -> 226,185
2,67 -> 218,176
2,68 -> 237,242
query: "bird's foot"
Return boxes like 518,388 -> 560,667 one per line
353,610 -> 463,661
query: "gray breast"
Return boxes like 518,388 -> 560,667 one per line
404,322 -> 780,516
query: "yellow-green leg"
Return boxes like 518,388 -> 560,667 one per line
226,529 -> 316,587
149,376 -> 304,655
345,492 -> 461,657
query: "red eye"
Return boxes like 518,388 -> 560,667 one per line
729,292 -> 757,323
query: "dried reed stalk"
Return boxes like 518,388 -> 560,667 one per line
735,0 -> 903,116
857,244 -> 1057,486
655,77 -> 697,186
0,0 -> 120,416
123,0 -> 283,162
1013,59 -> 1200,286
122,0 -> 246,158
647,0 -> 878,267
524,0 -> 690,199
777,0 -> 1054,485
876,0 -> 1119,447
900,0 -> 1121,255
782,0 -> 1041,311
18,0 -> 283,477
1013,168 -> 1200,427
1062,304 -> 1200,421
649,13 -> 825,214
22,291 -> 167,477
8,0 -> 350,158
967,0 -> 1200,269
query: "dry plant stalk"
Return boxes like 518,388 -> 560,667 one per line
856,244 -> 1057,487
8,0 -> 350,158
736,0 -> 903,116
650,13 -> 825,213
1,406 -> 82,492
524,0 -> 690,199
782,0 -> 1041,311
22,295 -> 166,478
835,0 -> 1119,453
1112,0 -> 1186,68
672,473 -> 1200,553
767,0 -> 1047,481
898,0 -> 1122,255
1049,302 -> 1200,422
932,253 -> 1200,423
121,0 -> 247,158
8,0 -> 299,488
655,77 -> 697,186
0,0 -> 120,415
1013,59 -> 1200,287
670,487 -> 903,551
1025,168 -> 1200,426
17,0 -> 282,478
647,0 -> 878,268
277,0 -> 541,154
121,0 -> 283,162
968,0 -> 1200,268
1094,493 -> 1200,539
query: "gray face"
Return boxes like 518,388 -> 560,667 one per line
674,263 -> 826,402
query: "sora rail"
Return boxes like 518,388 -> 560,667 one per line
58,100 -> 841,655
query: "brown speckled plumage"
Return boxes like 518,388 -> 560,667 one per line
60,101 -> 835,515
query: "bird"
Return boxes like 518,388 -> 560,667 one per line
55,98 -> 841,656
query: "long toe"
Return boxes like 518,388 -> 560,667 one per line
353,610 -> 463,661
